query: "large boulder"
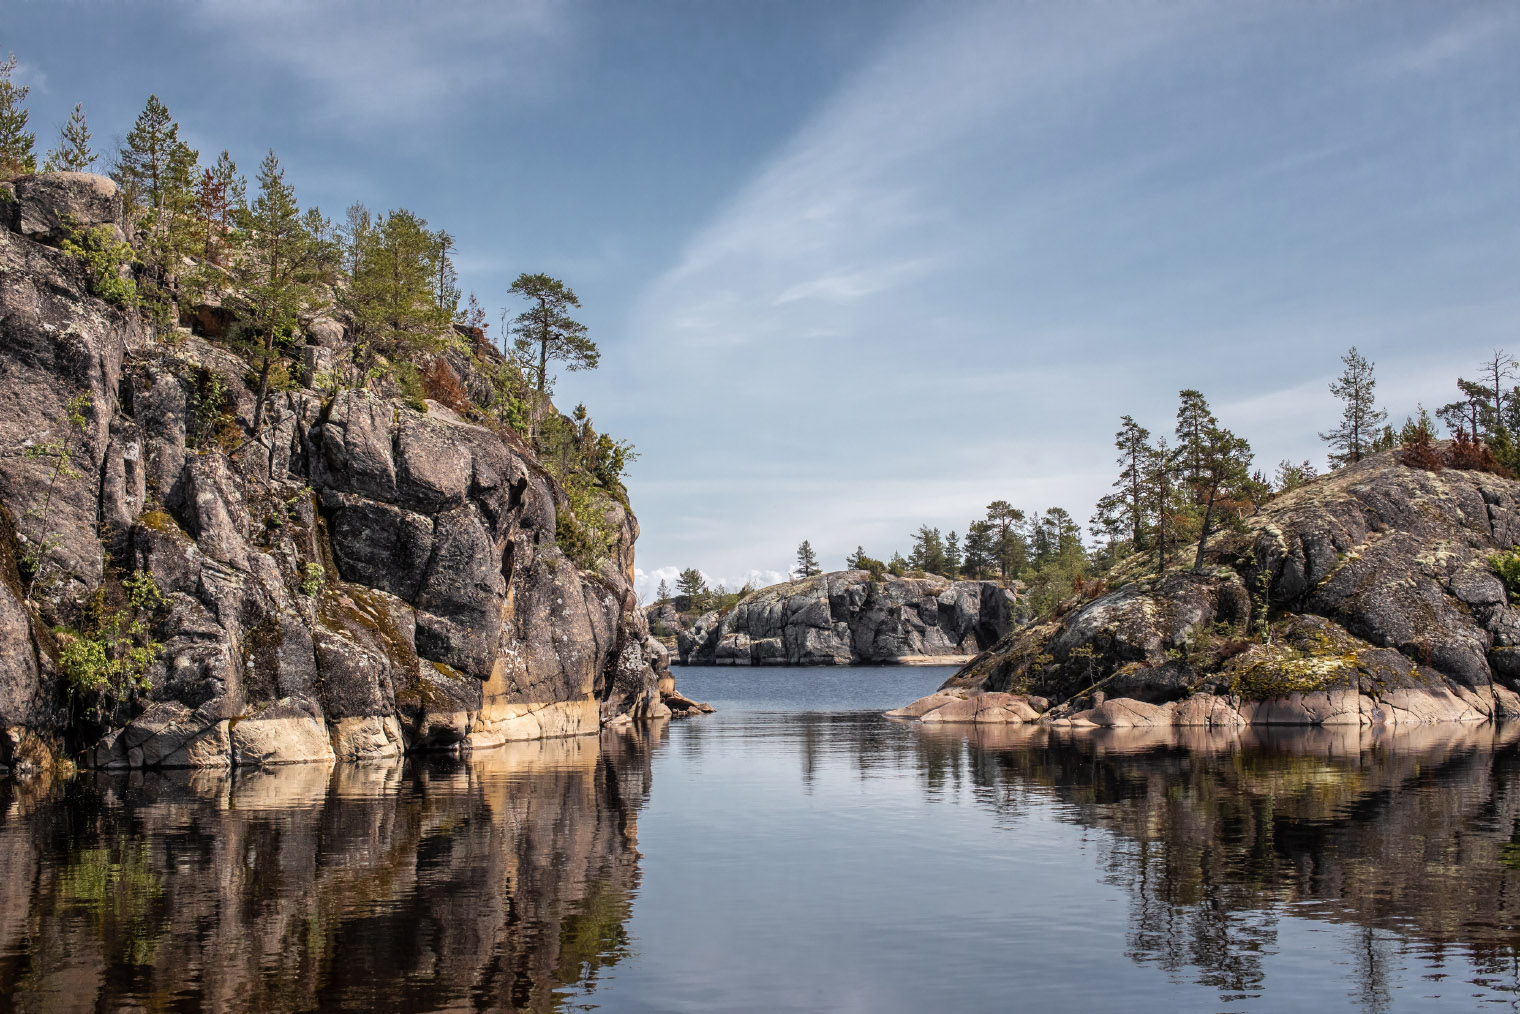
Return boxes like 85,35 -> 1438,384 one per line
10,171 -> 125,245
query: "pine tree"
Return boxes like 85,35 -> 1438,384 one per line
114,95 -> 199,326
944,530 -> 962,578
1091,415 -> 1152,553
460,291 -> 490,337
962,521 -> 996,579
433,231 -> 460,316
1482,350 -> 1517,435
1147,437 -> 1178,573
193,150 -> 244,264
985,500 -> 1026,579
676,567 -> 707,603
43,103 -> 93,172
1320,346 -> 1387,467
240,149 -> 309,436
655,578 -> 671,603
0,54 -> 35,176
908,525 -> 946,575
1175,390 -> 1214,494
346,208 -> 453,354
509,273 -> 599,395
1190,421 -> 1253,571
794,540 -> 820,579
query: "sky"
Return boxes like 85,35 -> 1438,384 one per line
8,0 -> 1519,599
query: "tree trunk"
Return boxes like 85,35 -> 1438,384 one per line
1193,488 -> 1216,573
250,330 -> 274,437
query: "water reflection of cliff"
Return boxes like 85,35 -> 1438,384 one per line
0,724 -> 662,1013
909,721 -> 1520,1005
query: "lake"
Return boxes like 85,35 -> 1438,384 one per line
4,664 -> 1520,1012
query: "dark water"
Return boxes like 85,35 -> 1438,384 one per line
6,667 -> 1520,1012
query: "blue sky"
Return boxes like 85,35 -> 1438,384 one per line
8,1 -> 1519,597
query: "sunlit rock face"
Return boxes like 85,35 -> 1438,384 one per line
0,173 -> 677,774
0,725 -> 660,1012
941,454 -> 1520,726
674,571 -> 1022,666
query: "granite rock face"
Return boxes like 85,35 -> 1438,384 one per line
673,570 -> 1022,666
0,172 -> 686,776
920,454 -> 1520,727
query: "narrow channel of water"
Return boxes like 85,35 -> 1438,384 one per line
4,665 -> 1520,1012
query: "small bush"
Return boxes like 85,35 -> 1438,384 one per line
59,222 -> 138,308
1399,431 -> 1443,472
1447,430 -> 1512,476
299,562 -> 325,596
1492,550 -> 1520,603
422,359 -> 470,413
57,570 -> 164,719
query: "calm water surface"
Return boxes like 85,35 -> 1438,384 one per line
5,665 -> 1520,1012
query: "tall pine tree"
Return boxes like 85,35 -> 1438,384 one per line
1320,347 -> 1387,467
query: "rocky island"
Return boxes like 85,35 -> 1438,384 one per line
651,570 -> 1022,666
890,450 -> 1520,727
0,170 -> 704,780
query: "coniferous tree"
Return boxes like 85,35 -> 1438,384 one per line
340,201 -> 372,277
655,578 -> 671,603
43,103 -> 93,171
908,525 -> 946,575
1481,350 -> 1516,435
0,54 -> 35,176
1274,459 -> 1317,492
508,273 -> 599,397
985,500 -> 1026,580
944,530 -> 962,578
1190,421 -> 1253,571
794,540 -> 821,579
347,208 -> 453,349
1147,437 -> 1178,573
1091,415 -> 1152,554
460,291 -> 490,337
302,206 -> 339,282
962,521 -> 996,579
239,149 -> 309,436
193,150 -> 244,264
676,568 -> 706,604
1175,390 -> 1213,493
1320,346 -> 1387,467
433,231 -> 460,316
114,95 -> 200,326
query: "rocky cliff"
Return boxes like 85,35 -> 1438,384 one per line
665,570 -> 1022,665
0,172 -> 696,778
893,451 -> 1520,727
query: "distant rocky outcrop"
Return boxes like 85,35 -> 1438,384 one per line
662,570 -> 1022,666
891,452 -> 1520,727
0,172 -> 701,778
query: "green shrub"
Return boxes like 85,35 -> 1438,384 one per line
59,222 -> 138,308
1492,550 -> 1520,603
57,570 -> 164,718
299,562 -> 325,596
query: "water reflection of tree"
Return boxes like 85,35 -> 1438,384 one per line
0,723 -> 664,1013
909,722 -> 1520,1007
